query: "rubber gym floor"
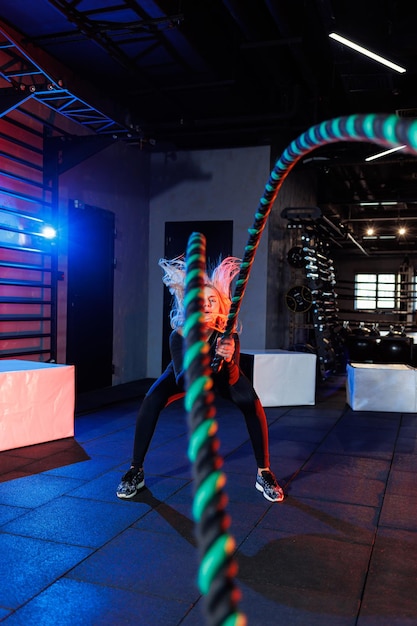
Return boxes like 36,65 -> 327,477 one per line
1,374 -> 416,625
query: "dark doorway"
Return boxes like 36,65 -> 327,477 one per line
66,200 -> 115,393
162,220 -> 233,369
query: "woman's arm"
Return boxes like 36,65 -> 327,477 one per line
171,329 -> 241,387
216,333 -> 240,385
169,330 -> 186,386
232,333 -> 241,367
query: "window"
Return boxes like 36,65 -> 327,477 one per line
412,276 -> 417,312
354,273 -> 396,309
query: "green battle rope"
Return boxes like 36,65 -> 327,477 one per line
212,112 -> 417,371
184,114 -> 417,621
183,232 -> 247,626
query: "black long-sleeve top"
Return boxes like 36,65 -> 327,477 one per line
167,329 -> 241,390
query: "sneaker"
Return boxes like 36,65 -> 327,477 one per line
116,467 -> 145,499
255,470 -> 284,502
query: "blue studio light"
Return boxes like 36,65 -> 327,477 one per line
41,225 -> 57,239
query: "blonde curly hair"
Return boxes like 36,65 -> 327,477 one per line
158,255 -> 241,332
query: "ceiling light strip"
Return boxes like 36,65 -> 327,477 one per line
359,201 -> 400,206
329,33 -> 406,74
365,144 -> 407,161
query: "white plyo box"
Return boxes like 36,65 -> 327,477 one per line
240,349 -> 317,407
0,359 -> 75,451
346,362 -> 417,412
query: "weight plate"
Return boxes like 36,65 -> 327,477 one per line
287,246 -> 305,268
285,285 -> 312,313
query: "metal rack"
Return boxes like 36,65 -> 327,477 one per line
282,207 -> 345,380
301,227 -> 340,380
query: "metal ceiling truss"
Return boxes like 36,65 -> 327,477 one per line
0,22 -> 131,136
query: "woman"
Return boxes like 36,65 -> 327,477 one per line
117,256 -> 284,503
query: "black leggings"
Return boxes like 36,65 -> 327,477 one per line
131,369 -> 270,469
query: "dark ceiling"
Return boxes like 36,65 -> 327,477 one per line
1,0 -> 417,255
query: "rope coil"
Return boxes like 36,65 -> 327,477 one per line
185,113 -> 417,619
213,113 -> 417,372
184,232 -> 246,626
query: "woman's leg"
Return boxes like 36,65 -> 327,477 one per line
226,374 -> 284,502
131,370 -> 179,467
226,375 -> 270,468
117,371 -> 180,499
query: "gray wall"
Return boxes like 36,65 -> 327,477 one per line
57,142 -> 321,383
58,141 -> 150,384
147,146 -> 272,377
